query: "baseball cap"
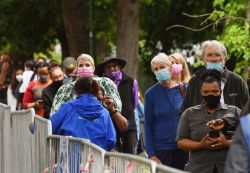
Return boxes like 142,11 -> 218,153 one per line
62,57 -> 76,70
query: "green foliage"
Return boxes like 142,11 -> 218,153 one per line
210,0 -> 250,77
0,0 -> 63,58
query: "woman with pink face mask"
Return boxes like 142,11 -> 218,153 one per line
169,53 -> 191,84
50,54 -> 122,116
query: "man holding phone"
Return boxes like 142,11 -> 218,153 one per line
176,70 -> 241,173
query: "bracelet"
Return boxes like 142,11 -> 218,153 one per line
110,110 -> 118,115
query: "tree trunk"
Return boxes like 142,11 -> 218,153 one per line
61,0 -> 90,58
117,0 -> 139,79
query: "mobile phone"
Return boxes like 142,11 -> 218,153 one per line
209,130 -> 220,138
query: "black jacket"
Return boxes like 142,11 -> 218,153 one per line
118,72 -> 136,131
42,82 -> 62,119
181,67 -> 249,113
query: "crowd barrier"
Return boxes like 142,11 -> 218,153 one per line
0,103 -> 187,173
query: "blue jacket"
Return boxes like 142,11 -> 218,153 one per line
144,83 -> 187,157
134,100 -> 144,140
50,94 -> 116,151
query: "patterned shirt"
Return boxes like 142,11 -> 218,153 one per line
50,76 -> 122,115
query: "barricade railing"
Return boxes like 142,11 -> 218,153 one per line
0,103 -> 11,173
34,115 -> 52,173
79,137 -> 106,173
155,164 -> 187,173
46,135 -> 106,173
11,109 -> 35,173
104,152 -> 156,173
0,103 -> 188,173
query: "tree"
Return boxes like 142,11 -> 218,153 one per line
0,0 -> 62,59
61,0 -> 90,57
209,0 -> 250,77
117,0 -> 139,78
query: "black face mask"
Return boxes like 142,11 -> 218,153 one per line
53,80 -> 63,88
202,95 -> 221,108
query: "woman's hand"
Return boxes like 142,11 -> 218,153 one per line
103,96 -> 116,112
207,119 -> 224,130
149,156 -> 161,164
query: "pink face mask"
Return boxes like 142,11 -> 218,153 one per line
77,67 -> 94,77
171,64 -> 183,75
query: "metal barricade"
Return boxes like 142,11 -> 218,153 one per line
34,115 -> 52,173
47,135 -> 105,173
79,138 -> 106,173
47,135 -> 68,173
155,164 -> 188,173
11,109 -> 35,173
104,152 -> 155,173
0,103 -> 11,173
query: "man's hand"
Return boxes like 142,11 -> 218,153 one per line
207,119 -> 224,130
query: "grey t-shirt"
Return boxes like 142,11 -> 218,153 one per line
177,103 -> 241,173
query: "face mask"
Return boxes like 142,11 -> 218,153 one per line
171,64 -> 183,75
206,62 -> 224,71
105,70 -> 121,79
16,74 -> 23,82
77,67 -> 94,77
155,69 -> 171,82
38,75 -> 48,83
202,95 -> 221,108
53,80 -> 64,88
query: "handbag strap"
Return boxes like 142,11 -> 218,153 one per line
179,82 -> 186,96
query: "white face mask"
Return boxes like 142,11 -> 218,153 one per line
16,74 -> 23,82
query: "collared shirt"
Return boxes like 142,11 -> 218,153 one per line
114,71 -> 139,108
50,76 -> 122,115
181,67 -> 249,113
177,103 -> 241,173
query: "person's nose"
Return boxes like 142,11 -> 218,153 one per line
110,66 -> 116,72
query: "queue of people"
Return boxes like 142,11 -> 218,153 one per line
1,39 -> 250,172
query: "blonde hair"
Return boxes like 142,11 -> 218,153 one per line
151,53 -> 172,71
76,54 -> 95,67
169,52 -> 191,83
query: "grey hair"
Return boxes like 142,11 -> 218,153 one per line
151,53 -> 172,70
76,54 -> 95,67
201,40 -> 227,58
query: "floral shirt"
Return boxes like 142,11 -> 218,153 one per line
50,76 -> 122,115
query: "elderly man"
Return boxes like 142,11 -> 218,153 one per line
42,66 -> 64,119
181,40 -> 248,113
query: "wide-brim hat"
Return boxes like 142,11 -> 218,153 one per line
96,55 -> 126,76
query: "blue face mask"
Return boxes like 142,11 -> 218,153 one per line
155,69 -> 171,82
206,62 -> 224,71
38,75 -> 48,83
